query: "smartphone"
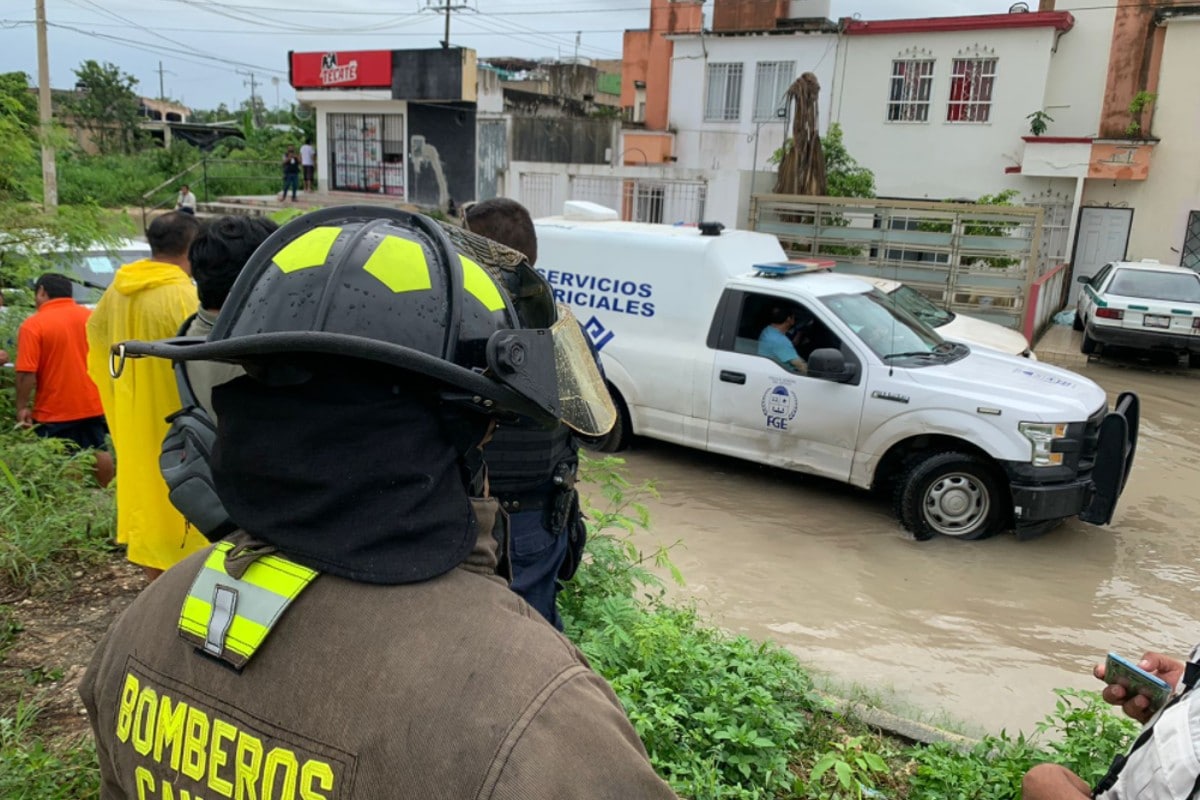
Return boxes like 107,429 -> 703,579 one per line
1104,653 -> 1172,712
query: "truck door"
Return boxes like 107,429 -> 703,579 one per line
706,290 -> 866,481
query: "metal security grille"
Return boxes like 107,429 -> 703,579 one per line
328,113 -> 406,195
1182,211 -> 1200,271
754,61 -> 795,121
705,63 -> 743,122
569,176 -> 707,224
947,58 -> 997,123
887,60 -> 934,122
519,172 -> 560,220
1023,190 -> 1073,275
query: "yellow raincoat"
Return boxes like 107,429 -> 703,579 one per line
87,259 -> 205,571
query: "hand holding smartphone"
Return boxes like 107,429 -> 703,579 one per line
1103,653 -> 1172,713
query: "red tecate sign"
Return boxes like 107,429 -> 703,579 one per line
290,50 -> 393,89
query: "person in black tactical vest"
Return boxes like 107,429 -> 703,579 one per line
464,198 -> 587,630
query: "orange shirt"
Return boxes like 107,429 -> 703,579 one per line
16,298 -> 105,422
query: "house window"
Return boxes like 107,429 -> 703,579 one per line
704,63 -> 743,122
1181,211 -> 1200,271
887,59 -> 934,122
947,58 -> 997,123
753,61 -> 794,121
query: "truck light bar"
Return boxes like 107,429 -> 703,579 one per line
754,259 -> 836,277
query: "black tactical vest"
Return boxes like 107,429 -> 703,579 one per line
485,422 -> 577,499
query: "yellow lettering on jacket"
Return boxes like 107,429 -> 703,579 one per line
117,673 -> 140,743
262,747 -> 298,800
234,731 -> 264,800
135,765 -> 155,800
208,718 -> 237,798
182,705 -> 210,781
155,694 -> 188,770
300,760 -> 334,800
116,671 -> 339,799
133,685 -> 159,756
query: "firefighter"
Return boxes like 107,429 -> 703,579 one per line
80,207 -> 677,799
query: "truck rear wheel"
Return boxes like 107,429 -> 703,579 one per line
1081,331 -> 1098,355
579,385 -> 630,453
894,452 -> 1004,541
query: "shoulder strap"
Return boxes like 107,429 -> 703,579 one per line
173,313 -> 200,408
178,539 -> 320,670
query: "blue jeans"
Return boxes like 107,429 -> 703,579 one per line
282,174 -> 299,199
508,510 -> 569,630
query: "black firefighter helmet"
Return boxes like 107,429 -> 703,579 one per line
112,206 -> 614,437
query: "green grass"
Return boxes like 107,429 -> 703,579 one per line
0,697 -> 98,800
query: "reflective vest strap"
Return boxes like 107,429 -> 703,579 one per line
178,542 -> 319,670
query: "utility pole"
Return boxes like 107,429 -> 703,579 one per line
35,0 -> 57,210
574,31 -> 580,62
426,0 -> 470,49
238,70 -> 259,128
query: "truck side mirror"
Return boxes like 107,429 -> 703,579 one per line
807,348 -> 853,383
1076,275 -> 1090,284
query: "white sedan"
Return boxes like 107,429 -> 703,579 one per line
1075,259 -> 1200,367
865,277 -> 1035,358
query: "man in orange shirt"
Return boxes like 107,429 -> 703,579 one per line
15,273 -> 114,486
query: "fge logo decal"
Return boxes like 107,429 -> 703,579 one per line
583,315 -> 615,351
761,384 -> 798,430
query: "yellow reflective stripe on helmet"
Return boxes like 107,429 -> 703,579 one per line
362,235 -> 432,294
272,226 -> 341,274
460,255 -> 504,312
180,595 -> 268,660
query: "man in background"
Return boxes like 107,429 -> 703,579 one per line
182,215 -> 278,416
300,139 -> 316,194
87,212 -> 205,582
15,273 -> 113,486
464,198 -> 586,630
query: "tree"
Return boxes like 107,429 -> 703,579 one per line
769,123 -> 876,198
66,60 -> 144,154
0,72 -> 122,315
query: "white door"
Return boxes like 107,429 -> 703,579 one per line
1069,207 -> 1132,305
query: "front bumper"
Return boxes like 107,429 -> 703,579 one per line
1003,391 -> 1140,531
1088,322 -> 1200,354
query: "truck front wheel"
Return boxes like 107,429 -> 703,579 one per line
894,453 -> 1004,541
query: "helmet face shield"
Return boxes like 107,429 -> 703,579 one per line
548,305 -> 616,437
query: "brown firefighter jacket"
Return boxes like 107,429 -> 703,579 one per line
80,499 -> 678,800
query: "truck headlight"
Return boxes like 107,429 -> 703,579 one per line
1019,422 -> 1068,466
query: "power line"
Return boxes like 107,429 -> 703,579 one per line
45,21 -> 287,75
156,0 -> 649,17
423,0 -> 472,49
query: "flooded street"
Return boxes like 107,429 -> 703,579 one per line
592,360 -> 1200,736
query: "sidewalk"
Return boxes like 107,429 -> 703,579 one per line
1032,323 -> 1087,370
199,190 -> 423,218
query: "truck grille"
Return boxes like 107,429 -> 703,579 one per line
1079,405 -> 1106,473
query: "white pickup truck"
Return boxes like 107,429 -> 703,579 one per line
535,204 -> 1139,540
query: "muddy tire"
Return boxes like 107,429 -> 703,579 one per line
1081,330 -> 1098,356
1073,312 -> 1084,332
579,385 -> 630,453
1189,352 -> 1200,370
894,452 -> 1005,541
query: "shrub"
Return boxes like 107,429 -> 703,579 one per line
0,429 -> 116,594
0,697 -> 98,800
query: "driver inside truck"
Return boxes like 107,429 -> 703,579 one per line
758,305 -> 807,374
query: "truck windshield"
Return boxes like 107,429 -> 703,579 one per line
888,284 -> 954,329
822,289 -> 956,363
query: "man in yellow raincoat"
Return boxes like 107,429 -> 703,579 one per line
87,212 -> 206,581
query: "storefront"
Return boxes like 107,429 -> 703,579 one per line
289,48 -> 481,209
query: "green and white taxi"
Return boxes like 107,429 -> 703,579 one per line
1075,259 -> 1200,367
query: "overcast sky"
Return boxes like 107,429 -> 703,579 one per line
1,0 -> 1012,111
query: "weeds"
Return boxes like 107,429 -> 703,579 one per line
0,697 -> 98,800
0,430 -> 116,594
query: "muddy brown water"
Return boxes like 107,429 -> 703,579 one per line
597,358 -> 1200,736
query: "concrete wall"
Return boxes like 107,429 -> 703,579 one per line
1081,18 -> 1200,264
621,0 -> 704,130
669,32 -> 837,173
1043,2 -> 1117,136
831,26 -> 1059,199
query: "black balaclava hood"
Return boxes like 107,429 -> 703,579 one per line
210,366 -> 485,585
